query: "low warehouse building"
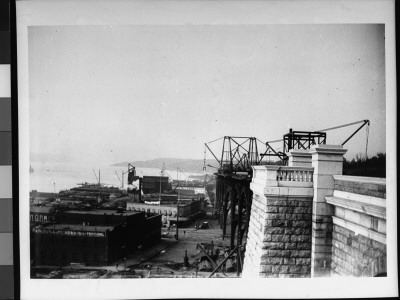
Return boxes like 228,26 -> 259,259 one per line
33,209 -> 161,266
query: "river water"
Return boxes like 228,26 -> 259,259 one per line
29,161 -> 204,193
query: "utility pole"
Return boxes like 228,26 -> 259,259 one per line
98,170 -> 101,203
176,168 -> 180,241
176,191 -> 179,241
159,170 -> 162,202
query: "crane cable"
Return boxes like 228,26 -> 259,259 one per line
204,136 -> 225,171
364,123 -> 370,174
203,144 -> 207,171
207,136 -> 224,144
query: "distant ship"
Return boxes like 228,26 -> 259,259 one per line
30,165 -> 34,173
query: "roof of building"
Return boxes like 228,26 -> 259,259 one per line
142,176 -> 169,181
30,206 -> 55,214
63,209 -> 143,217
37,223 -> 114,232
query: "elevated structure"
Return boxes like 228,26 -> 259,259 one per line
205,137 -> 271,254
241,145 -> 386,278
204,120 -> 372,276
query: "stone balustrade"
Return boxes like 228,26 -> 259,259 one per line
252,166 -> 314,191
276,167 -> 314,183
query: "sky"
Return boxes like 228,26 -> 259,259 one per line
29,24 -> 386,166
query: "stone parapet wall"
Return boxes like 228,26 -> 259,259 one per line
333,175 -> 386,198
328,175 -> 386,277
331,224 -> 386,277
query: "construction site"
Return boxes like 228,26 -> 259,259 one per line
31,119 -> 383,279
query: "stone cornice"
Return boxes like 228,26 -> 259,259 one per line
264,186 -> 314,198
309,144 -> 348,156
326,196 -> 386,219
333,175 -> 386,185
333,190 -> 386,208
287,149 -> 312,157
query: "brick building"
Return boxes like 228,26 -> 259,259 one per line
32,209 -> 161,266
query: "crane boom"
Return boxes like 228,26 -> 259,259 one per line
92,169 -> 99,182
266,119 -> 370,149
115,171 -> 122,185
341,120 -> 370,146
318,119 -> 368,132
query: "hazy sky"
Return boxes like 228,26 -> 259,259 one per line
29,24 -> 385,165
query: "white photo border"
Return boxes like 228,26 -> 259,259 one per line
17,0 -> 397,299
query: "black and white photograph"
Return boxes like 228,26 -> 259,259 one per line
16,0 -> 397,299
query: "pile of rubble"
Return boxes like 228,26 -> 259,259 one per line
196,242 -> 237,273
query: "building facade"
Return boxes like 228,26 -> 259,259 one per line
30,206 -> 55,225
126,199 -> 205,226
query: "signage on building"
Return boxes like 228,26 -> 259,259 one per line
33,228 -> 105,238
176,187 -> 206,194
144,201 -> 160,205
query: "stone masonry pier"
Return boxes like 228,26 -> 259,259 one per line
242,145 -> 387,278
241,165 -> 314,278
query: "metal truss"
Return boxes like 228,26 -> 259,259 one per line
283,130 -> 327,153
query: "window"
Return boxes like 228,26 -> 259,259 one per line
30,214 -> 33,221
35,215 -> 38,221
40,215 -> 43,222
44,216 -> 47,222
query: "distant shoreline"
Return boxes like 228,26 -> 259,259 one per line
112,158 -> 217,174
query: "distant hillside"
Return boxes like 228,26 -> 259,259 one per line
112,158 -> 219,174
